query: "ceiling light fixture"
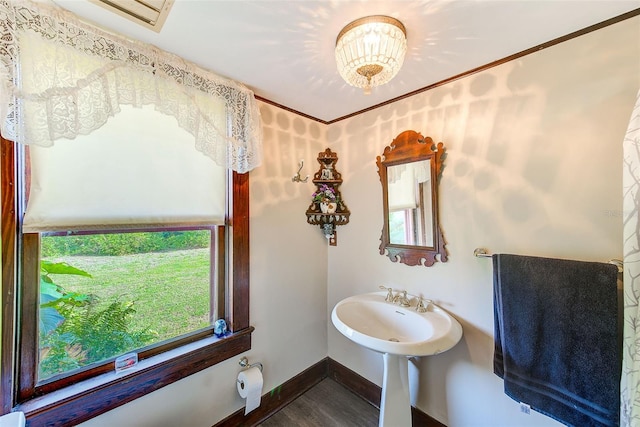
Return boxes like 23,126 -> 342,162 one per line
335,15 -> 407,95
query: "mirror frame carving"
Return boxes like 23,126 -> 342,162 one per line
376,130 -> 448,267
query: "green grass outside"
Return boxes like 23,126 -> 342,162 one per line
46,248 -> 211,343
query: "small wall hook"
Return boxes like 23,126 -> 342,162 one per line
292,160 -> 309,183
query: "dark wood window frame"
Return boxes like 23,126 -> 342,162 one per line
1,137 -> 253,426
21,225 -> 225,399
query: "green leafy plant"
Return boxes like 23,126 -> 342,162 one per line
40,261 -> 91,335
39,261 -> 156,379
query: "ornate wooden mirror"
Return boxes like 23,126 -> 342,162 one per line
376,130 -> 447,267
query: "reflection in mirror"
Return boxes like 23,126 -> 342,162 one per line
377,130 -> 447,267
388,160 -> 433,246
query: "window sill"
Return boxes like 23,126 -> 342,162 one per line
16,327 -> 254,427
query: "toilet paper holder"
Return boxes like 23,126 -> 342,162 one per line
238,357 -> 263,372
237,357 -> 263,387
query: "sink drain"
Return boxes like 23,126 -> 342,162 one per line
388,338 -> 399,342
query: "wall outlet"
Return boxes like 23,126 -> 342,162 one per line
329,231 -> 337,246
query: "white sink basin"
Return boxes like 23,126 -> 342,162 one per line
332,291 -> 463,426
331,291 -> 463,356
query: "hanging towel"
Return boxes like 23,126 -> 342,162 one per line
493,254 -> 620,427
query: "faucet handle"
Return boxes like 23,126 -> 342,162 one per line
416,296 -> 432,312
379,285 -> 394,302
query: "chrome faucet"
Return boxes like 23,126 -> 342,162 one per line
379,285 -> 394,302
393,290 -> 411,307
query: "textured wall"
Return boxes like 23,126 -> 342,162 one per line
327,16 -> 639,426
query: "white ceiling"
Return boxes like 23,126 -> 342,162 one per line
54,0 -> 639,123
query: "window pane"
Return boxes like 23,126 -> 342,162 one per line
38,230 -> 213,381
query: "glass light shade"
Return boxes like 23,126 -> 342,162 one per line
335,16 -> 407,94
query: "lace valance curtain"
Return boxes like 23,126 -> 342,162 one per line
0,0 -> 262,173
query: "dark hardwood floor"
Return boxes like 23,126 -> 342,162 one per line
258,378 -> 379,426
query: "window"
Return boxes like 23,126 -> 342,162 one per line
35,227 -> 221,384
0,3 -> 261,421
389,209 -> 414,244
0,107 -> 252,424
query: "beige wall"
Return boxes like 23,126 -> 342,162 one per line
79,15 -> 639,427
327,15 -> 639,427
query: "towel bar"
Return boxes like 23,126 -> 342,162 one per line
473,248 -> 624,272
609,259 -> 623,273
473,248 -> 492,258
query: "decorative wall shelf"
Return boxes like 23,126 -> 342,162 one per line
305,148 -> 350,245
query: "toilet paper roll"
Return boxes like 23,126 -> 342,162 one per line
237,366 -> 263,415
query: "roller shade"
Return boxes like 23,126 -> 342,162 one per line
22,105 -> 226,232
387,161 -> 430,211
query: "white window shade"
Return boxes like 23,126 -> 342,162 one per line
388,164 -> 417,211
387,160 -> 431,212
22,105 -> 226,232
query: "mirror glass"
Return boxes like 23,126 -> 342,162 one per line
387,160 -> 433,247
377,130 -> 447,267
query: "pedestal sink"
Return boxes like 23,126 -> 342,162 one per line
331,291 -> 462,427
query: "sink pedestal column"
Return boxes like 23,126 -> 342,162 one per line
380,353 -> 411,427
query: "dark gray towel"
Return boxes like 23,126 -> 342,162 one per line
493,254 -> 620,427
